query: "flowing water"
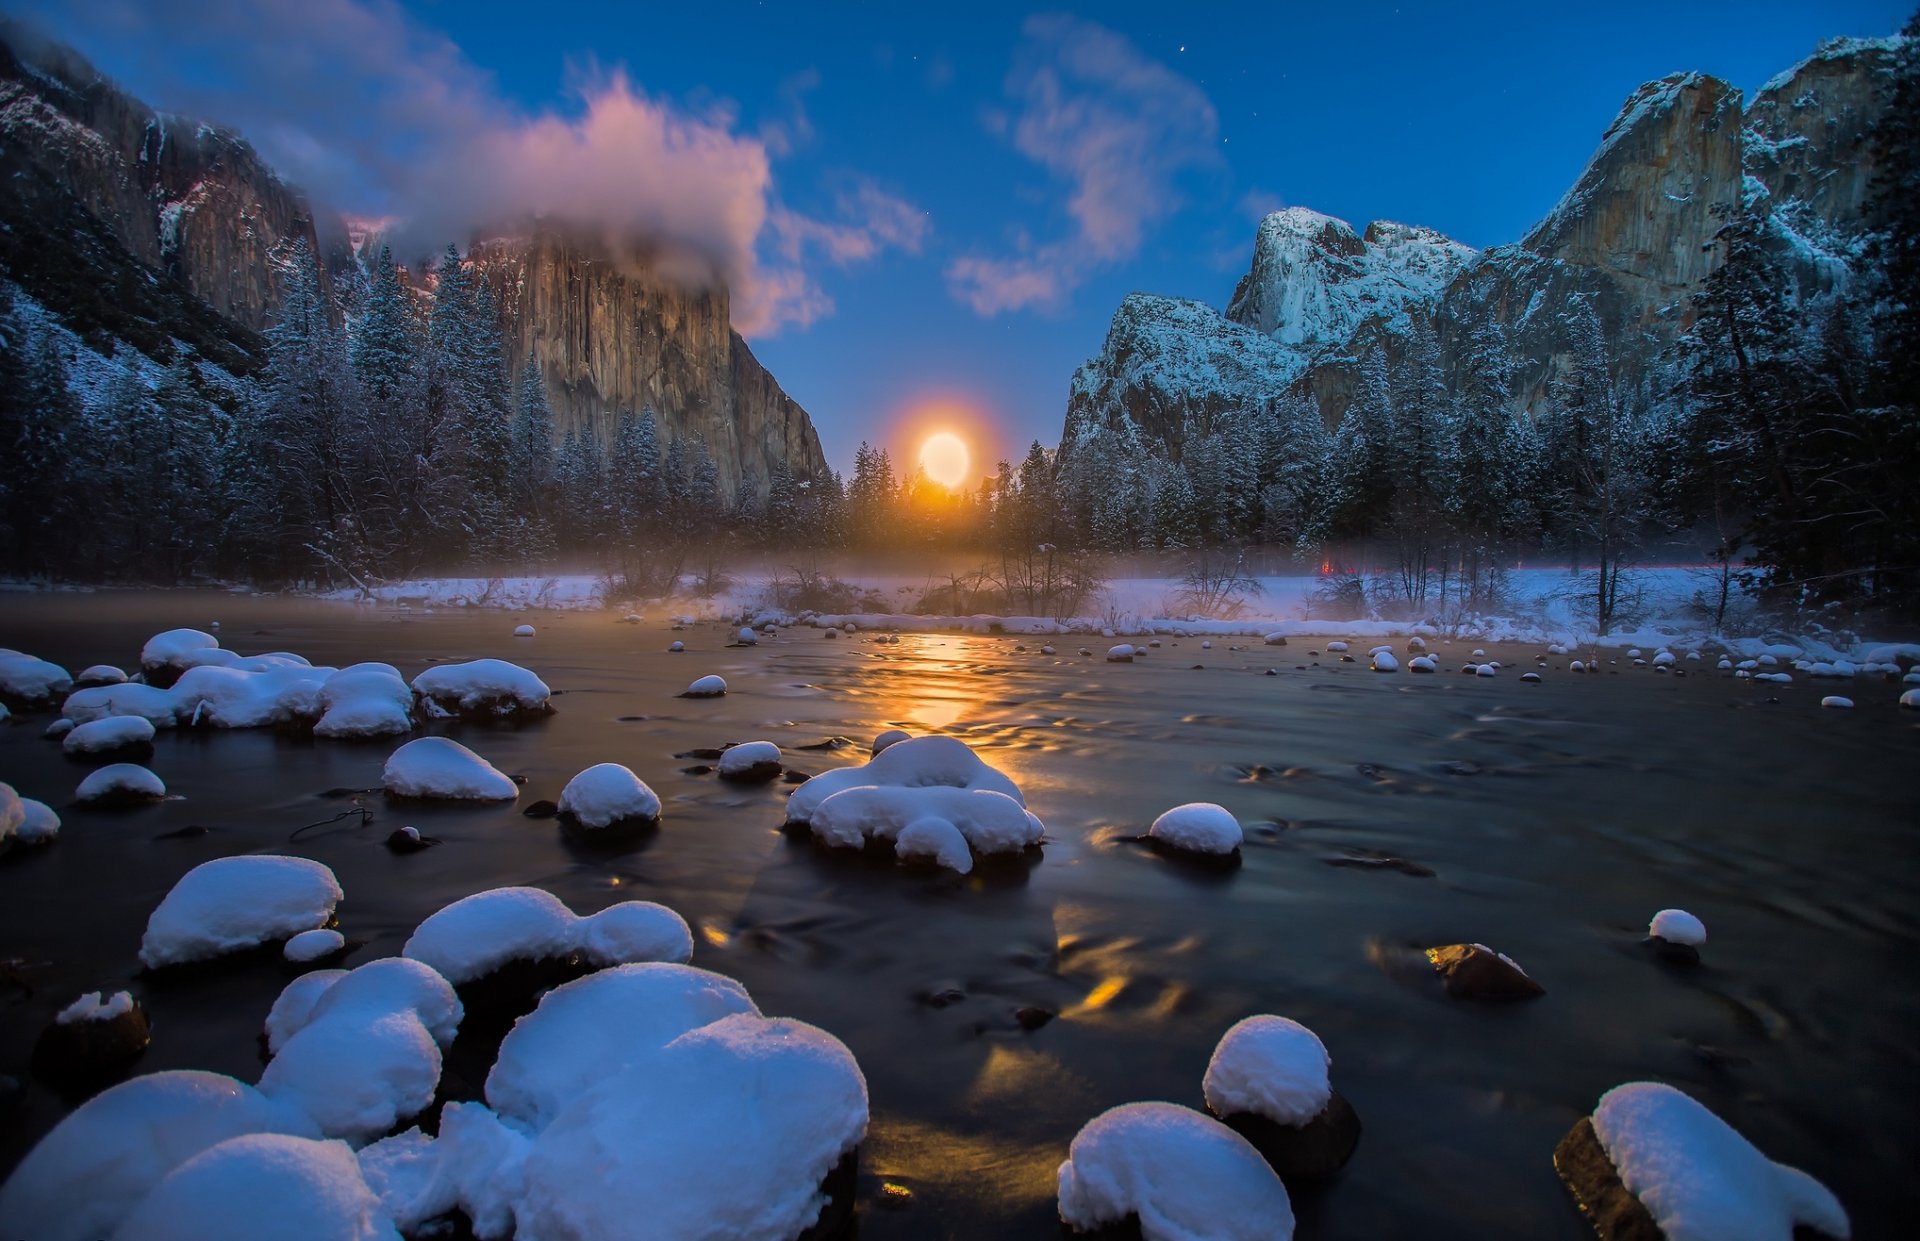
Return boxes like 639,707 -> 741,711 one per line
2,593 -> 1917,1239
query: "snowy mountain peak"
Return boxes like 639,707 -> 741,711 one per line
1225,208 -> 1475,353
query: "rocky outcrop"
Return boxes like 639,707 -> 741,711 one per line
1062,35 -> 1903,453
471,231 -> 827,497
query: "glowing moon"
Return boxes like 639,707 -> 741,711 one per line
919,431 -> 970,489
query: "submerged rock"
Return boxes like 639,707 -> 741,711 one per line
1424,943 -> 1544,1000
32,991 -> 151,1090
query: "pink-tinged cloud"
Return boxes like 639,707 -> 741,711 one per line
947,13 -> 1220,316
13,0 -> 918,337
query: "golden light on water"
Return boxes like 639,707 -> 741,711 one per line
918,431 -> 971,489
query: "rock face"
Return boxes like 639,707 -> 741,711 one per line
471,233 -> 825,497
1062,36 -> 1904,454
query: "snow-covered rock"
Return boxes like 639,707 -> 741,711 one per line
0,1070 -> 319,1241
314,664 -> 414,738
74,663 -> 128,687
15,795 -> 60,844
1326,641 -> 1349,653
1371,650 -> 1399,672
1650,909 -> 1707,947
736,626 -> 759,645
410,659 -> 552,718
140,855 -> 343,968
139,628 -> 222,681
402,887 -> 691,987
1577,1081 -> 1849,1241
55,988 -> 135,1025
667,640 -> 685,652
260,958 -> 463,1144
1819,696 -> 1853,709
267,970 -> 350,1055
115,1132 -> 403,1241
1148,802 -> 1243,857
513,1013 -> 867,1241
871,728 -> 910,755
62,714 -> 157,758
284,928 -> 346,963
716,740 -> 782,782
1408,655 -> 1437,673
812,785 -> 1043,860
556,763 -> 661,829
894,816 -> 975,874
76,762 -> 167,806
513,624 -> 536,637
1901,688 -> 1920,709
0,647 -> 74,706
682,673 -> 727,698
1056,1101 -> 1294,1240
1203,1016 -> 1332,1127
383,737 -> 517,801
785,734 -> 1025,824
1107,644 -> 1136,662
485,963 -> 759,1131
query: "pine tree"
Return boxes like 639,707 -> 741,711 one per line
508,351 -> 557,562
351,246 -> 414,395
1151,461 -> 1201,549
0,291 -> 83,576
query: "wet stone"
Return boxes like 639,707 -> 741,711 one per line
522,800 -> 560,818
386,827 -> 440,853
32,997 -> 151,1091
1645,936 -> 1702,967
1553,1117 -> 1663,1241
1014,1006 -> 1055,1031
1426,943 -> 1545,1000
1213,1089 -> 1363,1181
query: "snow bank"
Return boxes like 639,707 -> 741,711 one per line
63,714 -> 156,757
323,576 -> 607,611
1203,1016 -> 1333,1126
76,762 -> 166,805
485,963 -> 759,1131
411,659 -> 551,718
402,887 -> 691,985
140,855 -> 343,968
0,1070 -> 319,1241
1590,1081 -> 1848,1241
514,1013 -> 867,1241
1056,1101 -> 1294,1240
556,763 -> 661,829
1149,803 -> 1244,856
383,737 -> 517,801
260,958 -> 463,1144
0,647 -> 73,704
114,1132 -> 402,1241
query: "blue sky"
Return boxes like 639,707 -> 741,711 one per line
13,0 -> 1911,473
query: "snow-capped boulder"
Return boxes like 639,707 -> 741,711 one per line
140,855 -> 343,969
383,737 -> 517,801
667,640 -> 685,652
1408,655 -> 1437,673
410,659 -> 552,719
1263,632 -> 1288,646
1148,802 -> 1243,857
736,626 -> 759,645
514,1013 -> 867,1241
871,728 -> 910,755
0,1070 -> 319,1241
1056,1101 -> 1294,1239
556,763 -> 661,831
284,928 -> 347,964
0,647 -> 75,708
1819,696 -> 1853,709
485,963 -> 759,1131
266,971 -> 350,1056
33,989 -> 150,1088
716,740 -> 783,783
895,816 -> 974,874
681,674 -> 727,698
75,663 -> 128,688
1107,644 -> 1136,662
1371,650 -> 1399,673
13,795 -> 60,845
1326,641 -> 1349,653
76,762 -> 166,807
115,1132 -> 403,1241
1475,663 -> 1497,678
1648,909 -> 1707,965
1407,636 -> 1427,651
513,624 -> 536,638
1554,1082 -> 1848,1241
786,734 -> 1024,823
1652,651 -> 1677,668
1203,1015 -> 1361,1180
260,958 -> 463,1144
63,714 -> 157,760
1424,942 -> 1543,1000
1901,688 -> 1920,709
139,629 -> 222,685
812,785 -> 1042,862
314,664 -> 414,738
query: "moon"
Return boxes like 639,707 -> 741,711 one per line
919,431 -> 970,489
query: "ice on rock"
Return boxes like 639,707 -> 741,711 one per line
1149,802 -> 1244,857
267,970 -> 349,1055
114,1132 -> 402,1241
402,887 -> 690,986
260,958 -> 463,1144
0,647 -> 74,705
63,714 -> 157,757
717,740 -> 782,781
141,855 -> 343,968
0,1070 -> 319,1241
1371,650 -> 1399,672
1650,909 -> 1707,946
514,1013 -> 868,1241
410,659 -> 552,717
894,816 -> 975,874
683,673 -> 728,697
556,763 -> 661,829
1588,1082 -> 1848,1241
314,664 -> 414,738
284,928 -> 346,963
1056,1101 -> 1294,1240
383,737 -> 517,801
1203,1016 -> 1333,1127
485,963 -> 759,1131
76,762 -> 167,805
513,624 -> 536,637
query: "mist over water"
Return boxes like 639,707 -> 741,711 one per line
2,592 -> 1914,1239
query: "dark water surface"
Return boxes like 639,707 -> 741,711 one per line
2,592 -> 1917,1239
